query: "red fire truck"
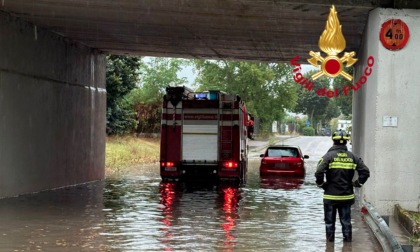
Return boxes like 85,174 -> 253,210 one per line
160,86 -> 248,182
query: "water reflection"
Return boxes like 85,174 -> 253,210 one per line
159,181 -> 181,251
157,181 -> 242,251
260,176 -> 304,190
325,241 -> 354,252
0,164 -> 383,251
218,184 -> 240,252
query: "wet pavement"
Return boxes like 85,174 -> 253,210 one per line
0,136 -> 384,251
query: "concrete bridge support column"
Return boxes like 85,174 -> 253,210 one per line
353,8 -> 420,215
0,13 -> 106,198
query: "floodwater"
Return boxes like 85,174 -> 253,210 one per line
0,137 -> 382,252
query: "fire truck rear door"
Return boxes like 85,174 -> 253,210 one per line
182,108 -> 218,162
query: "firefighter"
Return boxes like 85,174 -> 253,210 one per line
247,115 -> 254,140
315,130 -> 370,243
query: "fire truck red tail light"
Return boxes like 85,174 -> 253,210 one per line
162,162 -> 177,172
162,162 -> 175,167
223,161 -> 238,169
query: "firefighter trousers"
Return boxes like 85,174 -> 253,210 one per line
324,203 -> 352,242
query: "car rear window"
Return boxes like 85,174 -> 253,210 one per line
267,148 -> 298,157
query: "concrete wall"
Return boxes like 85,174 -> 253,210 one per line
0,13 -> 106,198
353,8 -> 420,214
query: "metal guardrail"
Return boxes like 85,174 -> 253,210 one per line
362,200 -> 405,252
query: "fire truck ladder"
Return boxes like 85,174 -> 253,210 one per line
220,98 -> 235,161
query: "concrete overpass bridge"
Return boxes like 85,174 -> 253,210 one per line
1,0 -> 419,215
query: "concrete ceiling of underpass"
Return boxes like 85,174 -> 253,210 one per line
1,0 -> 419,63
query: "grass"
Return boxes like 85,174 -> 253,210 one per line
399,206 -> 420,242
412,211 -> 420,224
105,136 -> 160,176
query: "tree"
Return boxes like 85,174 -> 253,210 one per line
294,71 -> 330,133
126,57 -> 188,134
140,57 -> 187,92
193,59 -> 298,132
106,55 -> 141,135
333,67 -> 353,116
324,99 -> 341,124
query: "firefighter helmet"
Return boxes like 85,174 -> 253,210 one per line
332,130 -> 350,143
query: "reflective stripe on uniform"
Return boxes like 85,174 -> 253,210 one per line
332,136 -> 350,140
323,194 -> 355,200
329,162 -> 357,169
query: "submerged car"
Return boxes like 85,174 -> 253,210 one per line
259,145 -> 309,177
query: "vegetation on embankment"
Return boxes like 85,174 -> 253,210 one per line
408,211 -> 420,241
410,212 -> 420,242
105,136 -> 160,176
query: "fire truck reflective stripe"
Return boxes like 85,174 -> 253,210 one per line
323,194 -> 355,200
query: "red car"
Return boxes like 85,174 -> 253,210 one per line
259,145 -> 309,177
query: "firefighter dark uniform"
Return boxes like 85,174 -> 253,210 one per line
315,131 -> 370,243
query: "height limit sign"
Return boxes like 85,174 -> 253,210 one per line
380,19 -> 410,51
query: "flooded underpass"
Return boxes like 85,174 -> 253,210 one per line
0,137 -> 383,251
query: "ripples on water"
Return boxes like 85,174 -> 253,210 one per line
99,178 -> 324,252
0,162 -> 381,251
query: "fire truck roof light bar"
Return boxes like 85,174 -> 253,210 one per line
195,93 -> 207,99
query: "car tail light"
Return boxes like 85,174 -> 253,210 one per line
223,161 -> 238,169
296,162 -> 303,168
